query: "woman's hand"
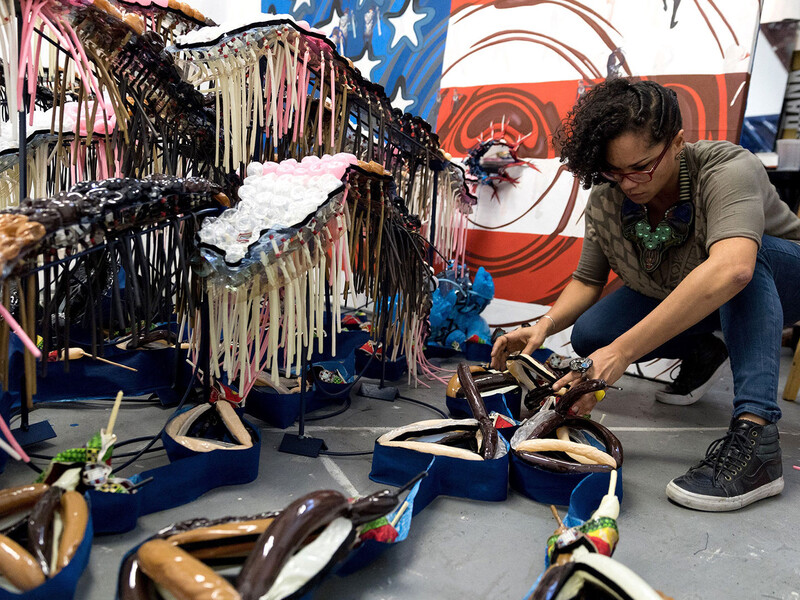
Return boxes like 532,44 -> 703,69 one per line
552,343 -> 631,416
490,325 -> 547,370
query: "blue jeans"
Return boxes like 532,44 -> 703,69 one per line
571,235 -> 800,423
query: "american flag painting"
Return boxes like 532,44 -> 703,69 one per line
262,0 -> 452,122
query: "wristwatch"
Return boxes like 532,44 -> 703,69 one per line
568,357 -> 593,374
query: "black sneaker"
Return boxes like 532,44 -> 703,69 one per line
666,418 -> 784,511
655,334 -> 729,405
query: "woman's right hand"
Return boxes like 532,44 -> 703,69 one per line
490,325 -> 547,370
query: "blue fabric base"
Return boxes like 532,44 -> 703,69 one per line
446,388 -> 522,421
464,341 -> 492,362
509,453 -> 623,510
0,495 -> 93,600
34,346 -> 189,403
563,471 -> 623,528
89,417 -> 260,535
245,387 -> 338,429
244,329 -> 370,428
370,442 -> 509,503
335,474 -> 427,577
355,353 -> 407,381
521,471 -> 624,599
312,329 -> 371,363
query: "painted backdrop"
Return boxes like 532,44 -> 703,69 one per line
262,0 -> 451,122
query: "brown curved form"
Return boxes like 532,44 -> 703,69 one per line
55,491 -> 88,574
117,555 -> 153,600
166,518 -> 276,548
119,515 -> 280,599
513,378 -> 624,472
516,450 -> 614,474
120,487 -> 405,599
559,417 -> 623,467
236,490 -> 350,600
446,365 -> 489,398
137,539 -> 241,600
0,484 -> 49,518
526,562 -> 575,600
447,369 -> 519,399
554,379 -> 608,417
515,439 -> 616,467
27,485 -> 64,576
457,362 -> 499,459
347,486 -> 408,526
0,534 -> 46,591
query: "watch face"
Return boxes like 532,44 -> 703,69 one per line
569,357 -> 593,373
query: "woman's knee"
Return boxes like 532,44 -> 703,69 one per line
570,314 -> 609,356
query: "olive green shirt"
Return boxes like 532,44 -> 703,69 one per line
573,140 -> 800,300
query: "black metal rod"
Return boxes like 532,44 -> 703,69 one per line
428,163 -> 440,265
33,27 -> 70,55
16,1 -> 27,203
378,296 -> 389,389
18,112 -> 27,201
19,362 -> 29,430
297,281 -> 312,437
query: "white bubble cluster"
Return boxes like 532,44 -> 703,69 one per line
198,153 -> 357,263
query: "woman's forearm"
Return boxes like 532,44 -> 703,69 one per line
611,237 -> 758,362
538,278 -> 605,335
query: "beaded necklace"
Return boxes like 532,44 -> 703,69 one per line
621,154 -> 693,272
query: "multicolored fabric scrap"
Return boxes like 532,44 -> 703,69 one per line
36,430 -> 130,493
546,515 -> 619,567
359,516 -> 400,543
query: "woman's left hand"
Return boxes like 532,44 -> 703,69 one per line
552,344 -> 631,416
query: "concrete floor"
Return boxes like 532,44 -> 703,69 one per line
1,349 -> 799,600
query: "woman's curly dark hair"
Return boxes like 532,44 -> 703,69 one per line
553,78 -> 682,189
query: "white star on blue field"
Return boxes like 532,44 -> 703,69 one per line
262,0 -> 450,124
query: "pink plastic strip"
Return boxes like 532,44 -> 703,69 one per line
0,303 -> 41,359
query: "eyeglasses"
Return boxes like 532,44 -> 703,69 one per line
599,139 -> 672,183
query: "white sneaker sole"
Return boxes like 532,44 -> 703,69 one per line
665,476 -> 784,512
654,358 -> 730,406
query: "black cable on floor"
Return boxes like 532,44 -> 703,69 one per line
23,461 -> 43,474
25,445 -> 165,461
114,435 -> 162,448
110,446 -> 165,459
111,364 -> 198,474
23,452 -> 58,460
305,396 -> 352,421
314,394 -> 446,457
396,394 -> 448,419
7,395 -> 163,424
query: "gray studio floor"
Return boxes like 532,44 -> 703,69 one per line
1,349 -> 799,600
